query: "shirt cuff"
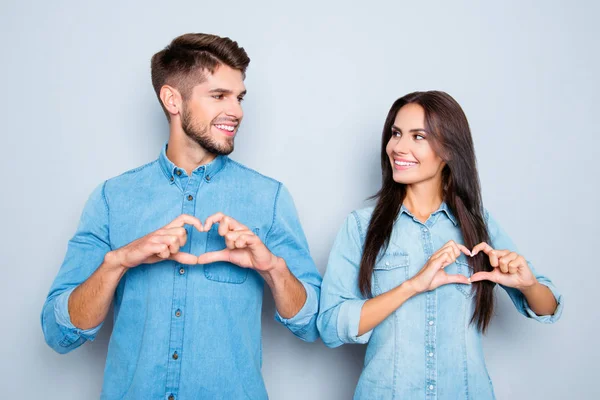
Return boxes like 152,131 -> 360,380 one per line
337,299 -> 372,344
54,288 -> 103,341
275,281 -> 318,328
523,281 -> 564,324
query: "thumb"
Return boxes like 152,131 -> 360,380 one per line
446,274 -> 471,285
169,252 -> 199,265
197,249 -> 231,265
469,271 -> 498,283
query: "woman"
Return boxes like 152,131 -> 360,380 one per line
317,91 -> 562,399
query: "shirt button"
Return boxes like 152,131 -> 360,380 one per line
175,310 -> 181,317
429,352 -> 434,357
168,395 -> 175,400
179,268 -> 185,275
206,175 -> 211,181
385,261 -> 390,266
172,351 -> 179,360
175,170 -> 182,176
187,195 -> 193,201
429,321 -> 434,326
170,176 -> 174,182
429,385 -> 434,390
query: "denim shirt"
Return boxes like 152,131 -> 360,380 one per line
317,203 -> 563,400
41,145 -> 322,400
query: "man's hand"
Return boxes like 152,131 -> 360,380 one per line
108,214 -> 203,270
197,212 -> 279,272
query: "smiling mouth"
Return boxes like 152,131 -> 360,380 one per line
394,160 -> 417,166
214,124 -> 237,136
393,159 -> 419,170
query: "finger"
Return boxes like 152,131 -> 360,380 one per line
165,214 -> 204,233
489,249 -> 511,268
204,212 -> 248,233
457,244 -> 472,257
469,271 -> 498,283
507,255 -> 526,274
499,252 -> 519,274
151,235 -> 181,254
162,227 -> 187,246
169,252 -> 198,265
435,241 -> 457,259
225,230 -> 254,249
431,249 -> 456,266
197,249 -> 231,265
471,242 -> 493,257
447,242 -> 461,258
217,215 -> 248,236
151,243 -> 170,259
432,252 -> 453,269
218,216 -> 233,237
202,212 -> 225,232
473,244 -> 509,268
445,274 -> 471,285
442,240 -> 470,258
234,233 -> 260,249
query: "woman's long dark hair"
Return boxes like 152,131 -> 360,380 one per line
359,91 -> 495,332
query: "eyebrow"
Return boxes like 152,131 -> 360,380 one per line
392,125 -> 428,134
209,88 -> 247,97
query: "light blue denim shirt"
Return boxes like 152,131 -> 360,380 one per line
41,145 -> 322,400
317,203 -> 562,400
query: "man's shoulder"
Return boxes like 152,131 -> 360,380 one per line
102,159 -> 160,192
225,158 -> 282,188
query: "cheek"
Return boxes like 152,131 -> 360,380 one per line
414,144 -> 440,164
385,140 -> 394,157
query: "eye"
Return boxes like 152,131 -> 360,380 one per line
237,97 -> 245,103
212,94 -> 224,100
415,134 -> 425,140
391,130 -> 401,138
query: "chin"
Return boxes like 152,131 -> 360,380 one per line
391,173 -> 418,185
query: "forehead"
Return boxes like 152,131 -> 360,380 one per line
394,103 -> 425,127
192,65 -> 246,94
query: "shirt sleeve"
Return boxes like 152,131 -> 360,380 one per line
317,211 -> 372,348
40,182 -> 111,353
266,184 -> 322,342
486,210 -> 563,324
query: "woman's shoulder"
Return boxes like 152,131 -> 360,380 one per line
337,206 -> 375,242
351,206 -> 375,222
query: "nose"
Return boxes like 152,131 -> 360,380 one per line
225,98 -> 243,120
391,134 -> 411,155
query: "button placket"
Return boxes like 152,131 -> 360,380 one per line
422,227 -> 437,399
165,174 -> 199,396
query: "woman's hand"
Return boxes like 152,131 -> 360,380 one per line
407,240 -> 472,294
469,242 -> 537,290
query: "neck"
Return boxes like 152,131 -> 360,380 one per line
403,179 -> 443,222
166,120 -> 216,175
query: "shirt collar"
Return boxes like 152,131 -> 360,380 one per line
399,201 -> 458,226
158,142 -> 228,184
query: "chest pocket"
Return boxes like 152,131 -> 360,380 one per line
203,226 -> 259,284
449,254 -> 474,298
373,253 -> 410,295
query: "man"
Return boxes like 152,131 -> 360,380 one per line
41,33 -> 321,400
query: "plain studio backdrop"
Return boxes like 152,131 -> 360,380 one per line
1,1 -> 598,399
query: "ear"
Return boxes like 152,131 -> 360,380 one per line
159,85 -> 182,117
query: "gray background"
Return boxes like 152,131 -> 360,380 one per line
1,0 -> 597,399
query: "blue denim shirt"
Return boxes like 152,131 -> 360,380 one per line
41,145 -> 322,400
317,203 -> 562,400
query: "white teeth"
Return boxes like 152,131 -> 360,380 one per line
395,161 -> 417,166
215,124 -> 235,132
